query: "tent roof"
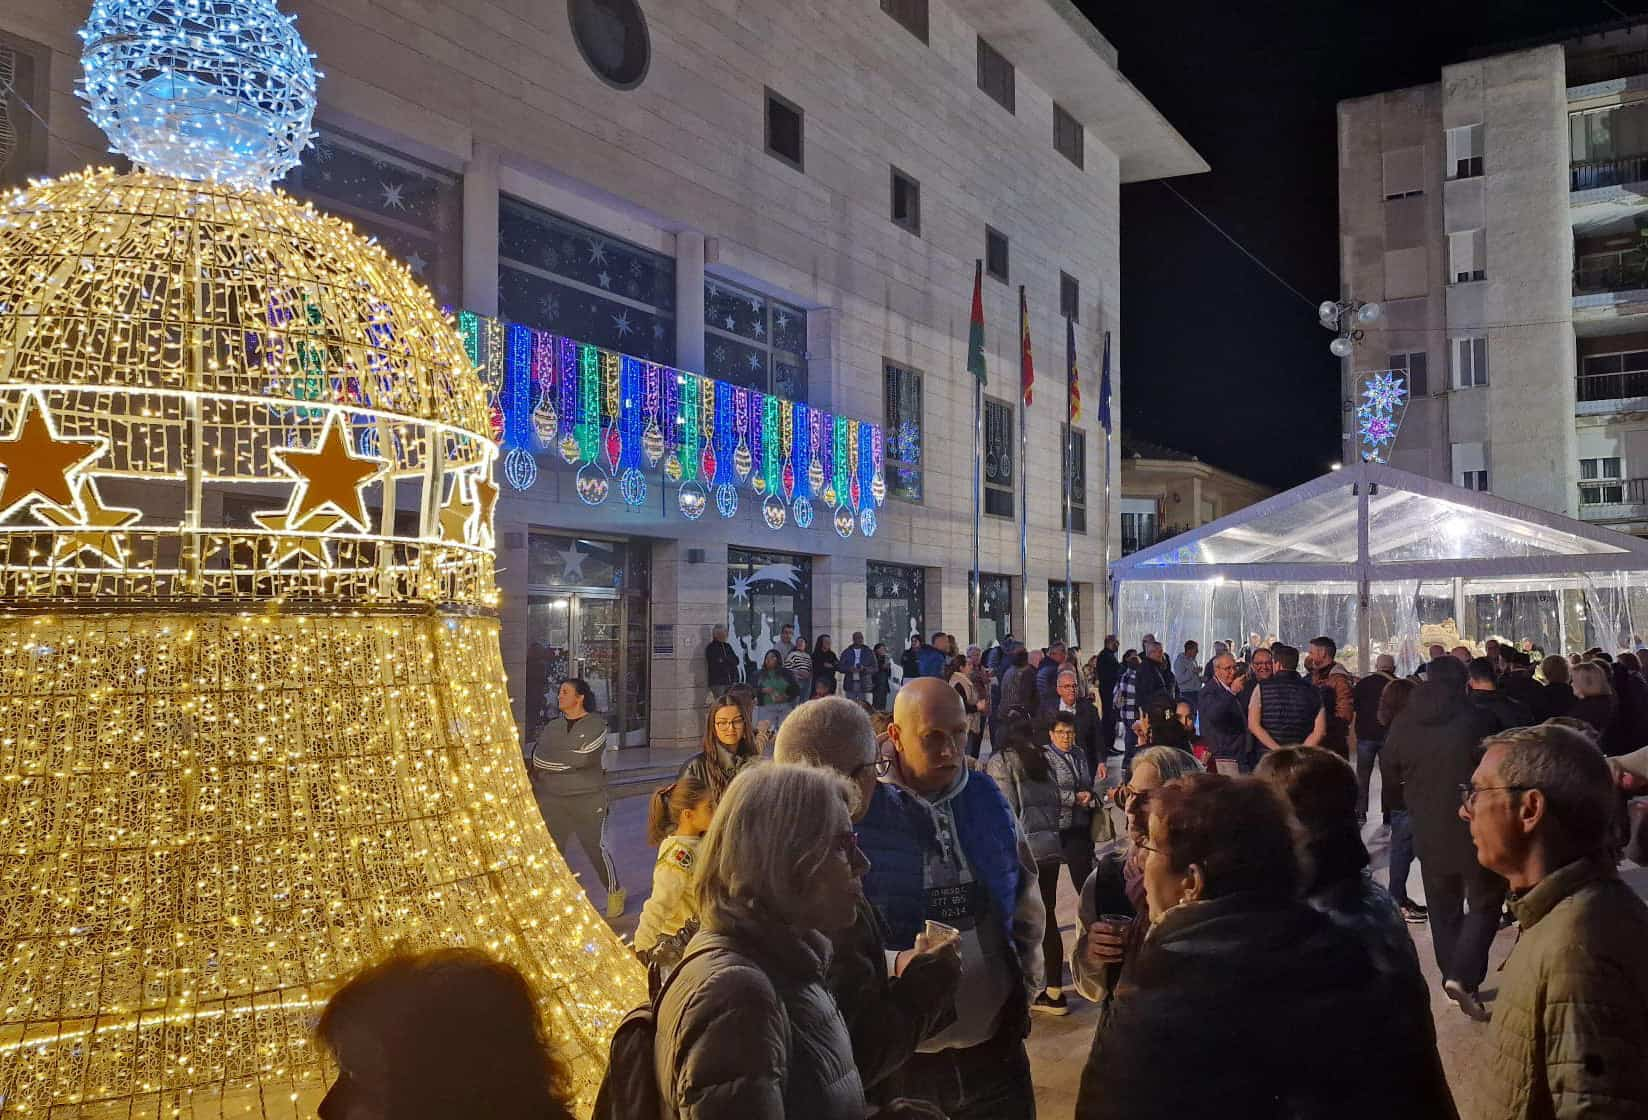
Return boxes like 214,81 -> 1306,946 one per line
1111,462 -> 1648,584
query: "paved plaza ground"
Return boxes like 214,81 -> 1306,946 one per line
556,755 -> 1644,1116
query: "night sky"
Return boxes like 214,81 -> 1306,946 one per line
1084,0 -> 1632,490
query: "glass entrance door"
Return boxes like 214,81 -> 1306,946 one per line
525,592 -> 622,748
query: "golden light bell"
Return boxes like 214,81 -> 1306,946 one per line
0,168 -> 645,1118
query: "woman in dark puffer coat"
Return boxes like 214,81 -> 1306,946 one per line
654,764 -> 941,1120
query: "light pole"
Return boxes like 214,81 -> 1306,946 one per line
1319,298 -> 1381,463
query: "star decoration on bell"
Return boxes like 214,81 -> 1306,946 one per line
0,391 -> 109,521
473,475 -> 499,546
437,473 -> 481,545
252,509 -> 346,567
33,477 -> 141,565
269,412 -> 387,531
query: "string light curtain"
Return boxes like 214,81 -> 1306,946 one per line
458,312 -> 888,538
0,0 -> 647,1115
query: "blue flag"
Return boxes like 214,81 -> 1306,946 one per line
1098,330 -> 1112,435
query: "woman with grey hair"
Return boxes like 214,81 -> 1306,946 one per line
653,764 -> 941,1120
1568,661 -> 1617,741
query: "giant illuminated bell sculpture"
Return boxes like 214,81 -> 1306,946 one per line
0,2 -> 644,1116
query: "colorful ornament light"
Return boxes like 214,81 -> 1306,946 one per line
716,482 -> 739,518
576,461 -> 611,505
504,446 -> 538,490
834,504 -> 856,538
1354,368 -> 1410,464
678,481 -> 707,520
860,507 -> 878,537
793,497 -> 814,529
621,466 -> 647,507
762,493 -> 787,530
0,3 -> 647,1115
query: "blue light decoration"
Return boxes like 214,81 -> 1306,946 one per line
504,449 -> 537,490
458,314 -> 886,534
859,507 -> 877,537
78,0 -> 319,188
1354,369 -> 1409,464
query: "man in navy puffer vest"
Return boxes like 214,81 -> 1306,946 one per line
858,677 -> 1046,1120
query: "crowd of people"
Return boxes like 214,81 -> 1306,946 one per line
312,625 -> 1648,1120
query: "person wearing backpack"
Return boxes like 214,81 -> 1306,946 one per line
640,764 -> 945,1120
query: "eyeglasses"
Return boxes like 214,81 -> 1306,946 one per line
1458,783 -> 1531,810
832,831 -> 864,862
713,716 -> 746,730
850,756 -> 894,781
1050,727 -> 1077,738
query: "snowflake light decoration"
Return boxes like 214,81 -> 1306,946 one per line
1360,372 -> 1407,414
1354,368 -> 1410,465
78,0 -> 320,187
1359,412 -> 1397,448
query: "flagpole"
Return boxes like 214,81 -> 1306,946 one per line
971,372 -> 983,648
1101,330 -> 1115,632
1018,285 -> 1030,647
1063,316 -> 1075,647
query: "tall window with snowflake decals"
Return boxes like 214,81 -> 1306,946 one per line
282,127 -> 462,306
704,275 -> 807,399
497,196 -> 676,365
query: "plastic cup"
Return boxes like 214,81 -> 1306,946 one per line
923,919 -> 961,950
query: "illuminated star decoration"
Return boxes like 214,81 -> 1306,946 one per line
269,412 -> 388,531
557,542 -> 588,581
437,474 -> 481,545
473,476 -> 499,546
1361,372 -> 1407,413
251,509 -> 346,567
33,477 -> 142,565
1358,412 -> 1398,448
379,181 -> 406,209
0,391 -> 109,521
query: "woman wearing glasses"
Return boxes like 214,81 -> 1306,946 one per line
681,695 -> 763,803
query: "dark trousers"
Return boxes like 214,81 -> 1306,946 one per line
1037,827 -> 1094,990
1420,862 -> 1507,990
532,778 -> 616,892
1354,738 -> 1382,817
900,1029 -> 1035,1120
966,728 -> 984,759
1388,810 -> 1416,905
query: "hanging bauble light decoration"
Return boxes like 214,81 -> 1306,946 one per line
715,482 -> 738,518
734,441 -> 753,480
488,397 -> 505,443
823,484 -> 838,508
642,421 -> 665,466
762,494 -> 786,530
792,497 -> 814,530
834,504 -> 855,539
504,447 -> 538,491
808,456 -> 825,495
663,450 -> 683,483
603,424 -> 622,476
619,467 -> 647,507
752,472 -> 767,495
575,462 -> 609,505
872,473 -> 887,503
678,481 -> 707,520
700,442 -> 717,485
859,507 -> 878,537
558,432 -> 581,465
532,390 -> 558,446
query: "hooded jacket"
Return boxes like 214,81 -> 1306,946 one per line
656,916 -> 865,1120
1383,657 -> 1498,876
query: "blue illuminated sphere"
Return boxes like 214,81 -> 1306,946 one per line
78,0 -> 319,186
715,483 -> 738,519
791,497 -> 814,529
504,447 -> 538,491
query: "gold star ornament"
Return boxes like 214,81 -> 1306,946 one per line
252,509 -> 346,567
474,476 -> 499,545
33,478 -> 142,565
438,474 -> 480,545
270,413 -> 388,531
0,391 -> 108,521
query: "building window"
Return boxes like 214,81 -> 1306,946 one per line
984,397 -> 1015,518
1049,583 -> 1081,647
1449,229 -> 1485,283
727,548 -> 813,681
880,0 -> 928,43
704,275 -> 807,398
1120,500 -> 1159,555
1580,349 -> 1648,401
568,0 -> 651,90
498,196 -> 676,364
985,226 -> 1010,283
1461,469 -> 1489,492
1381,147 -> 1423,199
1451,336 -> 1488,388
1446,123 -> 1483,179
765,88 -> 804,171
284,127 -> 464,307
1062,424 -> 1087,533
979,573 -> 1013,649
890,167 -> 921,236
1388,351 -> 1429,397
885,361 -> 924,502
1054,103 -> 1084,168
1580,457 -> 1625,505
1060,272 -> 1080,322
0,35 -> 49,188
977,37 -> 1015,113
867,562 -> 925,657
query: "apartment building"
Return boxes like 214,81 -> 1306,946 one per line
0,0 -> 1203,751
1338,21 -> 1648,535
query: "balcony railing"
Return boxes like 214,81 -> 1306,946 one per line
1578,368 -> 1648,403
1575,248 -> 1648,295
1579,477 -> 1648,507
1571,154 -> 1648,191
1569,49 -> 1648,88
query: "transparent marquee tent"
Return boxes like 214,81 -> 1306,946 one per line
1111,463 -> 1648,674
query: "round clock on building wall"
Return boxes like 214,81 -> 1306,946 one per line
568,0 -> 650,90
